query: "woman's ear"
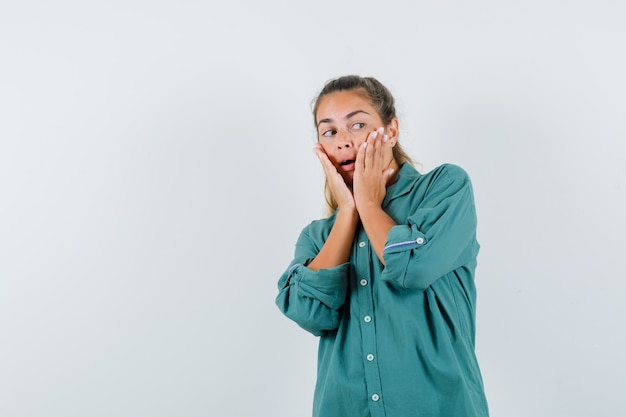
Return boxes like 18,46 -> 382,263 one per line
386,118 -> 399,142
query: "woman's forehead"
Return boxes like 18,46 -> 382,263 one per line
316,90 -> 376,122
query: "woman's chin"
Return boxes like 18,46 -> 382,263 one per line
340,172 -> 354,186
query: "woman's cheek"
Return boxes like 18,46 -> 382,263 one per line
355,135 -> 367,148
319,142 -> 332,155
319,143 -> 339,165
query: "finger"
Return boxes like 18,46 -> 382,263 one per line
355,139 -> 367,173
312,143 -> 325,158
313,145 -> 352,195
313,145 -> 337,176
382,133 -> 394,169
383,132 -> 396,169
371,126 -> 393,171
364,127 -> 382,171
369,127 -> 386,171
373,132 -> 385,169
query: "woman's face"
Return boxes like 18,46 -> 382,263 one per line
315,90 -> 396,185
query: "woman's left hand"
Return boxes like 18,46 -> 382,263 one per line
353,127 -> 396,211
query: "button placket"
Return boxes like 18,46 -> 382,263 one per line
354,231 -> 383,415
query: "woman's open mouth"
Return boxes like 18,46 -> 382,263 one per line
339,159 -> 356,171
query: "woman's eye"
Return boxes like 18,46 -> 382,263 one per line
322,130 -> 336,137
352,122 -> 365,130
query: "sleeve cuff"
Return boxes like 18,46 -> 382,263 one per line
383,224 -> 427,254
284,262 -> 349,310
381,224 -> 427,289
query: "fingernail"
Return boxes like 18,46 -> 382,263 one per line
388,169 -> 394,176
378,127 -> 385,134
383,135 -> 388,142
362,142 -> 367,148
372,131 -> 378,139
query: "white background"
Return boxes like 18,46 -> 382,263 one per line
1,1 -> 625,416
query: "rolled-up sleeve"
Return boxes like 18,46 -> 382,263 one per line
275,228 -> 349,336
381,165 -> 480,290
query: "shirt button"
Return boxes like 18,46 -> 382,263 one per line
358,241 -> 366,248
360,279 -> 368,286
366,354 -> 374,361
364,315 -> 372,323
416,237 -> 425,244
372,394 -> 380,402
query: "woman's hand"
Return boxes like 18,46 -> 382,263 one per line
313,144 -> 356,212
308,144 -> 359,271
353,127 -> 395,211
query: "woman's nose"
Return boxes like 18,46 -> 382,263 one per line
337,141 -> 351,149
336,133 -> 351,149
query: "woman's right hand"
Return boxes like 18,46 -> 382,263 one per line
313,144 -> 356,212
307,144 -> 359,272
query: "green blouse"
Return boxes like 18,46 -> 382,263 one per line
276,163 -> 489,417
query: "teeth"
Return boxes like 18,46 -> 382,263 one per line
340,160 -> 355,166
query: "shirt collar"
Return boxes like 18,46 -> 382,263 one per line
383,162 -> 421,207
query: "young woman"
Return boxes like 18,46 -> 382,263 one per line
276,75 -> 489,417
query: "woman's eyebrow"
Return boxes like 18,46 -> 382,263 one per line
345,110 -> 370,119
317,110 -> 370,127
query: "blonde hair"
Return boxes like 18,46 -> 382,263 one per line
312,75 -> 414,215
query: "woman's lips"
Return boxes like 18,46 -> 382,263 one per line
339,159 -> 356,171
